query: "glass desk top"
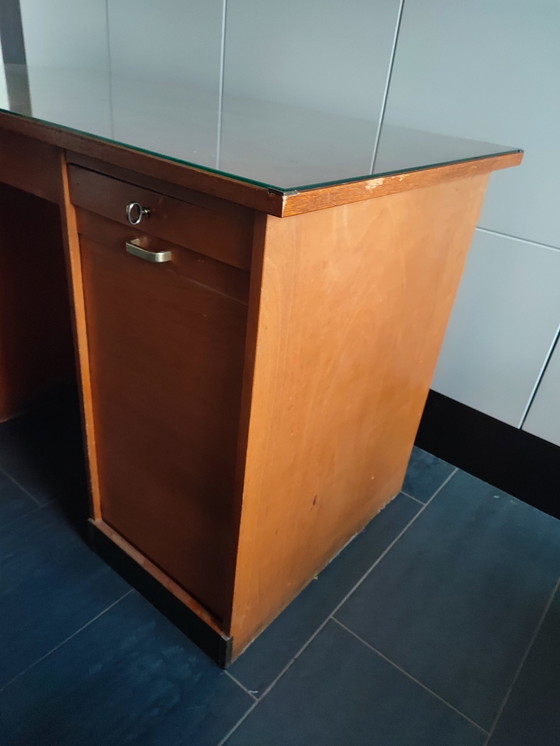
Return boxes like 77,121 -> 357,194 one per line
0,64 -> 521,194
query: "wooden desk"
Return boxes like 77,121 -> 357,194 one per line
0,108 -> 522,665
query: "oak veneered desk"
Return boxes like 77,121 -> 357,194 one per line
0,65 -> 522,664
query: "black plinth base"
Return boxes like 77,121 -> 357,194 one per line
87,521 -> 233,668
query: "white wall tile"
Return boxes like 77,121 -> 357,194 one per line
19,0 -> 109,70
106,0 -> 224,165
107,0 -> 223,89
384,0 -> 560,249
432,231 -> 560,426
223,0 -> 401,118
220,0 -> 401,186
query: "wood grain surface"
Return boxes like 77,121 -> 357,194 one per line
79,232 -> 248,620
59,155 -> 103,519
0,109 -> 522,665
68,165 -> 254,270
229,173 -> 491,654
280,151 -> 522,216
76,210 -> 250,304
92,519 -> 226,635
0,127 -> 61,202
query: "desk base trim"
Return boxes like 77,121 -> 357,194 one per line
87,520 -> 233,668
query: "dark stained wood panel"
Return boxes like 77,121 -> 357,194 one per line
75,210 -> 250,304
80,233 -> 248,620
68,165 -> 253,269
0,128 -> 61,202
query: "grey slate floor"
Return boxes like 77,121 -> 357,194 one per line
1,399 -> 560,745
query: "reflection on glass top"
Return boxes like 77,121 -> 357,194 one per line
0,64 -> 519,193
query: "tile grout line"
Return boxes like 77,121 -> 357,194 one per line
1,502 -> 44,531
215,0 -> 228,170
217,700 -> 259,745
331,617 -> 488,735
224,671 -> 258,702
400,490 -> 426,505
483,576 -> 560,746
2,496 -> 68,533
0,463 -> 44,508
477,226 -> 560,253
0,589 -> 134,693
517,321 -> 560,429
218,468 -> 459,744
368,0 -> 405,173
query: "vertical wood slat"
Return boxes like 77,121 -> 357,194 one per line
59,151 -> 103,520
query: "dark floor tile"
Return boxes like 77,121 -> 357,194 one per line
0,592 -> 252,746
403,447 -> 455,502
0,468 -> 38,527
0,393 -> 87,509
0,503 -> 129,688
230,493 -> 421,694
488,582 -> 560,746
227,620 -> 486,746
336,471 -> 560,729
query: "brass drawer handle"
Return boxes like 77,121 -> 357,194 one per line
126,202 -> 151,225
126,239 -> 172,263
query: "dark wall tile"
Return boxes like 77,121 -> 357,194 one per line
230,493 -> 421,694
228,621 -> 486,746
337,471 -> 560,729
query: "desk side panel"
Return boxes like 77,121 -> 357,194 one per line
230,174 -> 490,654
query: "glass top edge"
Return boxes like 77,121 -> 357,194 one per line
270,148 -> 523,195
0,107 -> 284,193
0,104 -> 520,195
0,96 -> 522,196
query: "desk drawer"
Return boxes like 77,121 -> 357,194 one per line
75,210 -> 249,304
68,165 -> 253,270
